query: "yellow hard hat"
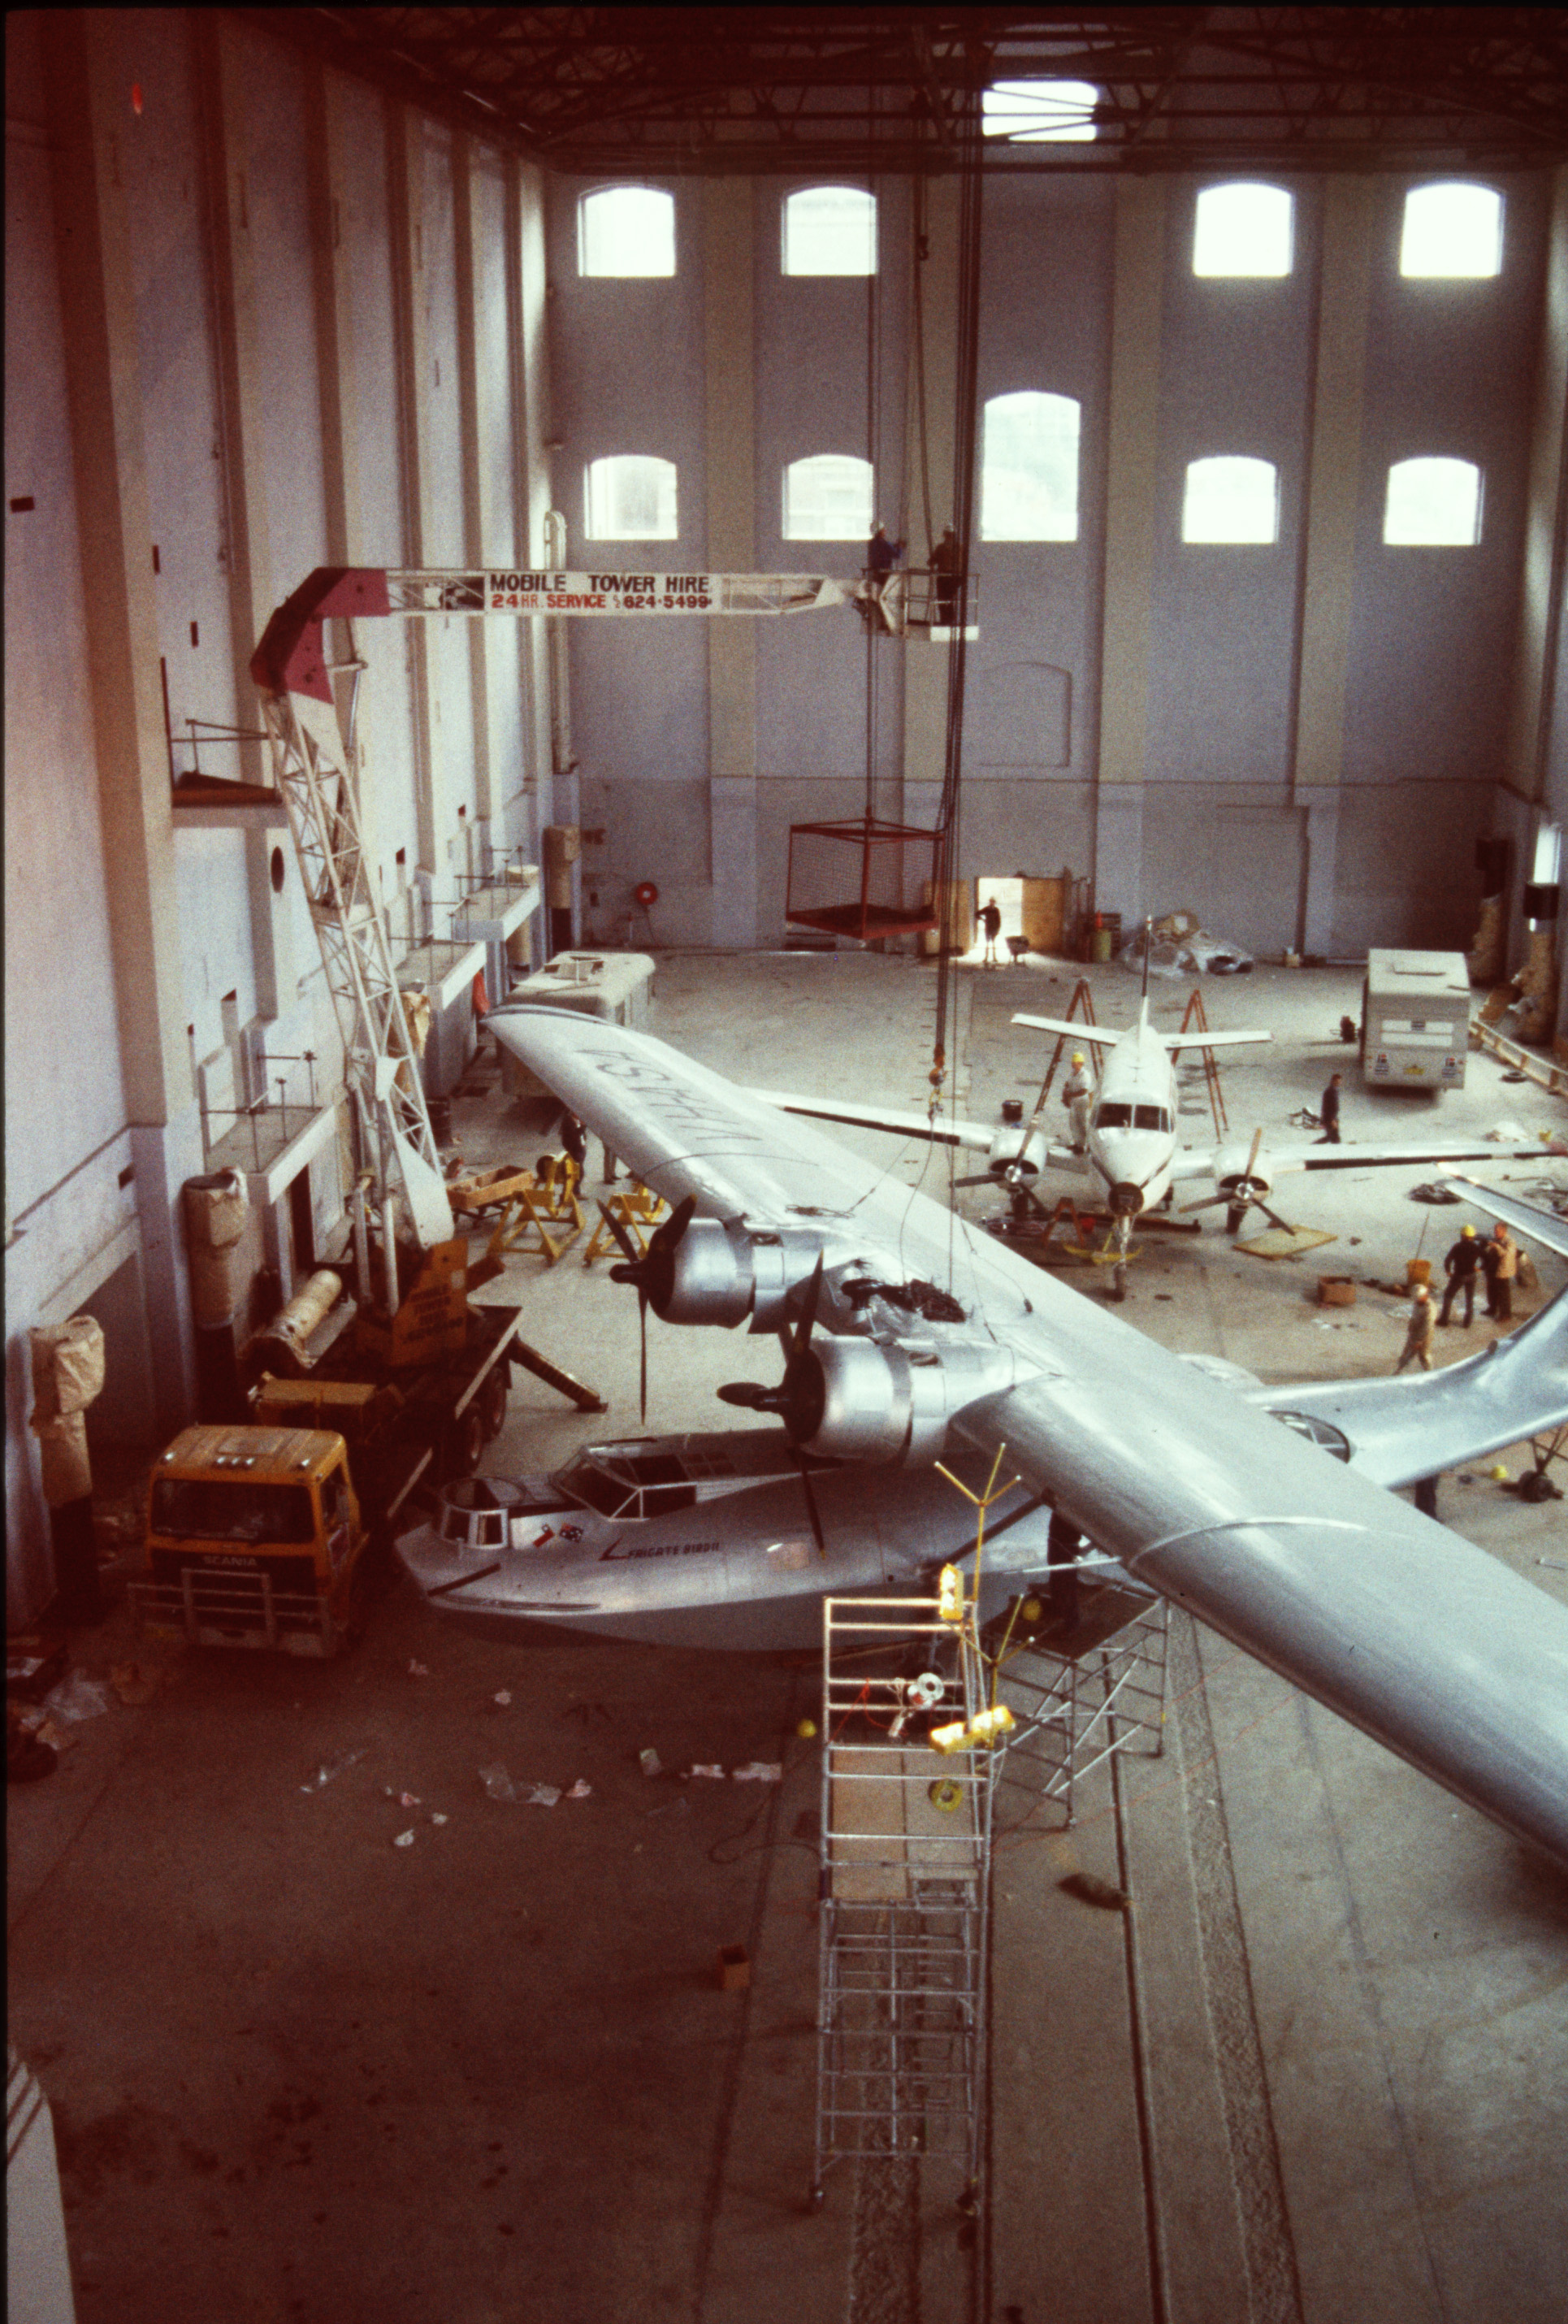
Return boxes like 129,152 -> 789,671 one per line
1072,1051 -> 1085,1065
1462,1223 -> 1475,1237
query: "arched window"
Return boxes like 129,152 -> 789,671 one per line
782,187 -> 877,275
1181,456 -> 1279,544
578,186 -> 676,278
585,455 -> 678,540
1400,183 -> 1503,278
981,392 -> 1081,541
982,80 -> 1098,142
1193,183 -> 1294,277
782,454 -> 873,540
1383,457 -> 1483,545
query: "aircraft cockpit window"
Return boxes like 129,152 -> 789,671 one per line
560,1457 -> 637,1518
1133,1104 -> 1172,1133
640,1483 -> 698,1517
1095,1102 -> 1133,1129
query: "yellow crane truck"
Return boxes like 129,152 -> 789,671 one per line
129,1251 -> 538,1655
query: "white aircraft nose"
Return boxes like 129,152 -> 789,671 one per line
1094,1130 -> 1169,1201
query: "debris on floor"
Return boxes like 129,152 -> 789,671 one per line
479,1763 -> 561,1806
639,1747 -> 662,1777
109,1662 -> 167,1706
1059,1870 -> 1131,1912
1236,1225 -> 1336,1260
732,1761 -> 782,1783
301,1746 -> 367,1793
43,1672 -> 110,1722
716,1945 -> 751,1990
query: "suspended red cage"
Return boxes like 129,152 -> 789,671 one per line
784,816 -> 945,943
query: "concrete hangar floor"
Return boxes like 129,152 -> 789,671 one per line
8,948 -> 1567,2324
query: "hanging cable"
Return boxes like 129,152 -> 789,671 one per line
929,95 -> 986,1111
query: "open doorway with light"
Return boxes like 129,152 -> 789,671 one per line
967,875 -> 1069,965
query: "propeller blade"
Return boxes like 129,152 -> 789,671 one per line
596,1198 -> 641,1266
791,1252 -> 825,1356
652,1192 -> 698,1253
954,1172 -> 998,1190
639,1289 -> 648,1424
1179,1195 -> 1230,1215
794,1450 -> 827,1561
609,1192 -> 698,1312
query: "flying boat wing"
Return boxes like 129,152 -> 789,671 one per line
486,1007 -> 1568,1867
743,1090 -> 994,1151
1246,1179 -> 1568,1485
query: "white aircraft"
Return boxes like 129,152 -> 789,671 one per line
433,1005 -> 1568,1871
754,992 -> 1557,1297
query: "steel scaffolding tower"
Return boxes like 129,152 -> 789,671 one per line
812,1591 -> 999,2208
991,1582 -> 1169,1827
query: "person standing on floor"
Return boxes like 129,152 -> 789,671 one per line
1438,1222 -> 1483,1327
1396,1284 -> 1436,1372
1062,1051 -> 1093,1149
1483,1221 -> 1518,1320
980,898 -> 1003,967
1317,1071 -> 1343,1144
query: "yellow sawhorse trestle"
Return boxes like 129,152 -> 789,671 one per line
582,1185 -> 669,1267
448,1154 -> 587,1268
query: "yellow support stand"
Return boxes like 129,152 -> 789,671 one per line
479,1155 -> 586,1268
582,1185 -> 669,1267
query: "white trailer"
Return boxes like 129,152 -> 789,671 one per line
1359,949 -> 1471,1092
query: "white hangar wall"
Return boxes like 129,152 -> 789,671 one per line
548,163 -> 1567,970
4,10 -> 553,1622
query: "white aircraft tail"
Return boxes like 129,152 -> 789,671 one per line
1011,1014 -> 1120,1048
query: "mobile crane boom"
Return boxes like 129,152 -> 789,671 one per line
249,564 -> 849,1260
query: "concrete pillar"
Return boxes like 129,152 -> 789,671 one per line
1094,177 -> 1167,921
44,9 -> 198,1434
455,136 -> 498,835
1289,179 -> 1377,956
195,14 -> 277,797
704,178 -> 758,947
508,160 -> 552,929
1504,165 -> 1568,1021
387,101 -> 440,878
305,59 -> 364,569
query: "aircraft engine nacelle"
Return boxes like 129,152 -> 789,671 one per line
654,1218 -> 829,1333
1212,1140 -> 1276,1199
987,1125 -> 1046,1179
798,1337 -> 1022,1466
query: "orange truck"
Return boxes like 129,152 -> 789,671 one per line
130,1289 -> 529,1655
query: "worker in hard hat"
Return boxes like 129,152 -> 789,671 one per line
1396,1283 -> 1436,1373
1482,1219 -> 1519,1321
1437,1221 -> 1484,1328
1062,1050 -> 1093,1151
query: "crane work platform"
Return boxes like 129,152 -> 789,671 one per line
812,1590 -> 999,2209
785,817 -> 944,943
856,569 -> 978,640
